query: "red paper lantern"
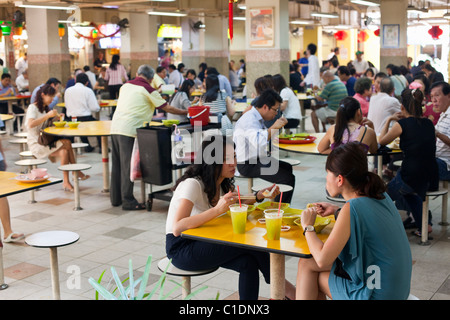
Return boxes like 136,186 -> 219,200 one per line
357,30 -> 369,42
374,28 -> 380,37
334,30 -> 348,41
428,26 -> 443,40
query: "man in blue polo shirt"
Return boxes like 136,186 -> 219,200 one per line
337,66 -> 356,96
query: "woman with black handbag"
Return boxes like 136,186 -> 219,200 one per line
26,84 -> 89,192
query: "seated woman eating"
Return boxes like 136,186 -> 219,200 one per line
165,134 -> 296,300
296,142 -> 412,300
26,84 -> 89,192
318,96 -> 378,155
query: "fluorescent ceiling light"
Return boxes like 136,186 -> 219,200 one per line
148,11 -> 187,17
290,20 -> 313,25
350,0 -> 379,6
233,17 -> 246,21
15,3 -> 75,10
311,11 -> 339,18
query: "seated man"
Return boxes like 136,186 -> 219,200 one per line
432,81 -> 450,181
311,70 -> 348,133
30,77 -> 61,110
337,66 -> 356,96
151,66 -> 167,92
15,69 -> 29,93
64,73 -> 101,152
233,88 -> 295,204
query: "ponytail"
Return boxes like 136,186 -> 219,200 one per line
333,97 -> 361,147
401,88 -> 423,118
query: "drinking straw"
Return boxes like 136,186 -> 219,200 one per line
237,186 -> 241,207
278,192 -> 283,214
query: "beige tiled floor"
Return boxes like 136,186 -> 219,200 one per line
0,111 -> 449,300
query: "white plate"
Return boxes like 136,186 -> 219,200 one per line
15,174 -> 51,183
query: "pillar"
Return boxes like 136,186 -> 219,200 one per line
245,0 -> 290,98
180,16 -> 204,72
25,8 -> 71,91
379,0 -> 408,72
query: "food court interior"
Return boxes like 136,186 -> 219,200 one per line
0,0 -> 449,301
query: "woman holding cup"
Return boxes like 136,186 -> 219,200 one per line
296,142 -> 412,300
165,135 -> 296,300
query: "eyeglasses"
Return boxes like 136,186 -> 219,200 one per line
270,107 -> 279,112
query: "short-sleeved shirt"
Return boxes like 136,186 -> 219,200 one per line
151,73 -> 166,90
167,91 -> 190,122
319,79 -> 348,111
280,87 -> 301,120
345,77 -> 357,96
435,107 -> 450,170
353,93 -> 370,118
110,77 -> 167,138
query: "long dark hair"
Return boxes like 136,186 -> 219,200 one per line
173,135 -> 235,205
203,74 -> 221,103
401,88 -> 423,118
170,79 -> 194,103
109,54 -> 120,71
326,142 -> 386,199
333,97 -> 361,148
272,74 -> 288,94
35,84 -> 56,113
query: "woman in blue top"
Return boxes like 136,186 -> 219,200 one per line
296,142 -> 412,300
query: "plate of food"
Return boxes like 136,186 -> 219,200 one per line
278,133 -> 316,145
15,173 -> 51,183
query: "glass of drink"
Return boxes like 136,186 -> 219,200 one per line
229,204 -> 248,234
264,209 -> 283,240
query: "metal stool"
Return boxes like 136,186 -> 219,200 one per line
14,159 -> 48,203
420,187 -> 449,246
279,158 -> 301,166
71,143 -> 89,161
251,181 -> 293,194
9,138 -> 28,152
19,150 -> 34,159
58,163 -> 91,211
157,257 -> 218,299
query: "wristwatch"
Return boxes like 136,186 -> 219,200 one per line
303,225 -> 315,236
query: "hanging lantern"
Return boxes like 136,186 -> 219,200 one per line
334,30 -> 348,41
228,0 -> 238,42
1,25 -> 11,36
14,22 -> 23,36
0,27 -> 3,41
374,28 -> 380,37
357,30 -> 369,42
428,26 -> 443,40
58,23 -> 65,39
91,29 -> 98,39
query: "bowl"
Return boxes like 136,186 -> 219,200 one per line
67,121 -> 80,128
294,216 -> 331,234
226,204 -> 256,217
30,168 -> 48,179
162,119 -> 180,127
53,121 -> 66,127
282,208 -> 303,226
256,201 -> 289,211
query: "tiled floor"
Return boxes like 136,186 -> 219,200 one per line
0,111 -> 449,300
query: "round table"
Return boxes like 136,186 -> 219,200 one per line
25,231 -> 79,300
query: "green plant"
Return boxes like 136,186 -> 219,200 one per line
88,255 -> 209,300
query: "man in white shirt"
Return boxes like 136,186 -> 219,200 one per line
168,64 -> 183,88
233,89 -> 295,204
64,73 -> 101,152
15,53 -> 27,77
367,77 -> 401,135
432,81 -> 450,181
83,65 -> 97,89
301,43 -> 320,88
353,51 -> 369,77
15,69 -> 29,92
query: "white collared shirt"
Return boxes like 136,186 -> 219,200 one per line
64,82 -> 100,117
367,92 -> 401,135
436,106 -> 450,169
303,55 -> 320,87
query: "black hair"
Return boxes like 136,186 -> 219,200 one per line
337,66 -> 350,76
412,73 -> 430,95
401,88 -> 424,118
156,66 -> 166,73
76,73 -> 89,85
271,74 -> 288,94
45,78 -> 61,86
206,67 -> 219,76
254,76 -> 273,95
307,43 -> 317,55
254,89 -> 282,109
203,74 -> 221,102
430,81 -> 450,95
354,77 -> 372,95
186,69 -> 197,78
333,97 -> 362,148
109,55 -> 120,71
1,73 -> 11,80
326,142 -> 386,199
170,79 -> 195,104
83,65 -> 90,72
177,63 -> 185,72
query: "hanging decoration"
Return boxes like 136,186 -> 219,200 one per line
428,26 -> 443,40
1,25 -> 11,36
58,23 -> 65,39
91,29 -> 98,39
374,28 -> 380,37
357,30 -> 369,42
334,30 -> 348,41
68,19 -> 129,41
0,28 -> 2,42
14,22 -> 23,36
229,0 -> 238,42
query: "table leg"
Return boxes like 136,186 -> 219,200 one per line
299,100 -> 306,133
29,165 -> 36,204
73,171 -> 82,211
101,136 -> 109,193
0,232 -> 8,290
49,247 -> 61,300
270,253 -> 285,300
377,155 -> 383,179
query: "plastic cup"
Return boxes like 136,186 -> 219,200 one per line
229,204 -> 248,234
265,209 -> 283,240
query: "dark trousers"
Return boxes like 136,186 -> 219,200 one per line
68,115 -> 101,149
166,234 -> 270,300
110,134 -> 139,208
108,84 -> 122,118
237,158 -> 295,204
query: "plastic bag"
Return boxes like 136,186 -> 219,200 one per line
130,138 -> 142,182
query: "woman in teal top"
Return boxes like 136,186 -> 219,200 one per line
296,142 -> 412,300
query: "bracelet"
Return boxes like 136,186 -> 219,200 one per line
254,191 -> 264,203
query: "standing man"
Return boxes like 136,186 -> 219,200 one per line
432,81 -> 450,181
352,51 -> 369,77
83,65 -> 97,89
15,53 -> 27,77
64,73 -> 101,152
94,51 -> 107,73
300,43 -> 320,89
110,65 -> 188,211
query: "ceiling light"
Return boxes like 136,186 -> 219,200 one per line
407,5 -> 428,14
350,0 -> 379,6
233,17 -> 246,21
15,2 -> 75,11
310,11 -> 339,19
290,20 -> 313,25
148,11 -> 187,17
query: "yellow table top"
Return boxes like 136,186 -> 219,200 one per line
56,99 -> 117,108
0,95 -> 31,101
235,102 -> 250,113
0,171 -> 62,198
1,114 -> 14,121
191,90 -> 204,97
296,93 -> 314,100
277,133 -> 325,155
182,209 -> 334,258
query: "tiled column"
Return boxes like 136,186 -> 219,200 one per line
380,0 -> 408,72
25,8 -> 71,91
180,16 -> 204,72
245,0 -> 290,98
120,13 -> 158,77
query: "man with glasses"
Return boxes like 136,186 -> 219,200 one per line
233,89 -> 295,204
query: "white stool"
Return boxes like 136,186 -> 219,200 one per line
13,132 -> 27,138
14,159 -> 48,203
251,182 -> 293,194
14,113 -> 26,133
58,163 -> 91,211
0,229 -> 7,290
157,257 -> 218,299
25,231 -> 79,300
420,187 -> 449,245
9,138 -> 28,152
279,158 -> 301,166
0,130 -> 6,135
19,150 -> 34,159
439,180 -> 449,226
71,143 -> 89,161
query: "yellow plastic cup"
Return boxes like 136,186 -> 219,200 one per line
265,209 -> 283,240
229,204 -> 248,234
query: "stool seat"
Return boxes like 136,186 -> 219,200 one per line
9,138 -> 27,144
280,158 -> 301,166
13,132 -> 28,138
426,189 -> 448,197
251,183 -> 293,193
71,142 -> 89,148
19,150 -> 34,158
393,160 -> 402,167
58,163 -> 92,172
15,159 -> 47,167
157,257 -> 218,277
0,130 -> 6,135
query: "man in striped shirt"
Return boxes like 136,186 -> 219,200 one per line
432,81 -> 450,181
311,70 -> 348,132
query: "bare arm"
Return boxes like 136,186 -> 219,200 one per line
436,130 -> 450,147
161,104 -> 189,115
317,126 -> 333,154
27,109 -> 58,129
378,116 -> 402,146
